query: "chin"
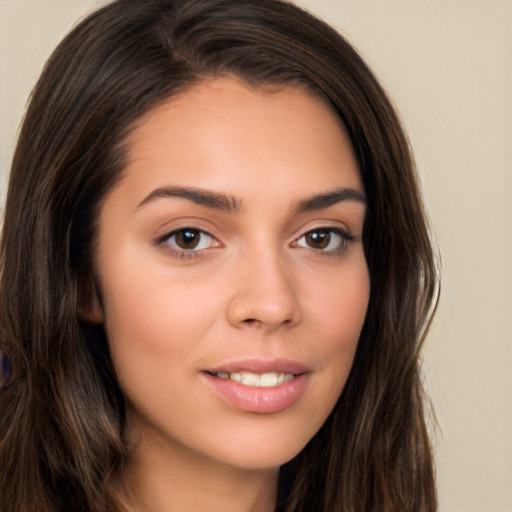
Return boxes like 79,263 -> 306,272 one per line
199,418 -> 320,471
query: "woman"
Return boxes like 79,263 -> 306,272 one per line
0,1 -> 438,511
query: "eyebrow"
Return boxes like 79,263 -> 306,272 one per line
294,187 -> 366,213
137,185 -> 242,213
136,185 -> 365,213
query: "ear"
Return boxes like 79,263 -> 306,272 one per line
77,278 -> 104,324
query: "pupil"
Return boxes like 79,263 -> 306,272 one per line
176,229 -> 200,249
307,230 -> 330,249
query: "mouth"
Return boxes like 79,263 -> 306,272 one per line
207,371 -> 295,388
204,358 -> 310,387
202,359 -> 311,413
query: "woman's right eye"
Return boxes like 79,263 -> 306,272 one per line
158,228 -> 216,254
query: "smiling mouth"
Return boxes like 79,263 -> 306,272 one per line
203,363 -> 310,413
209,371 -> 295,388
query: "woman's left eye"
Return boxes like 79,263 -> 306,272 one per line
160,228 -> 215,252
294,228 -> 353,253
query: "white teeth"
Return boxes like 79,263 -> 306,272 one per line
259,372 -> 278,387
214,371 -> 294,387
241,372 -> 260,386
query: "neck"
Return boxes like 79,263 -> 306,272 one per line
124,418 -> 279,512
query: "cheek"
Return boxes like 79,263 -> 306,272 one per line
305,260 -> 370,393
307,259 -> 370,344
99,255 -> 223,386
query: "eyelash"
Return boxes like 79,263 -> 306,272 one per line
155,226 -> 355,260
155,228 -> 217,260
294,227 -> 355,257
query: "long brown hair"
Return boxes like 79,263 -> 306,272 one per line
0,1 -> 439,510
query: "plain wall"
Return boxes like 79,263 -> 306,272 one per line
1,1 -> 511,511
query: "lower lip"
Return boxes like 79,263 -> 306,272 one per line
203,372 -> 309,414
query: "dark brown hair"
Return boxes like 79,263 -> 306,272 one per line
0,1 -> 438,510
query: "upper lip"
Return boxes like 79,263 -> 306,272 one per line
205,358 -> 311,375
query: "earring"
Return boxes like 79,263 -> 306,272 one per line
0,345 -> 14,388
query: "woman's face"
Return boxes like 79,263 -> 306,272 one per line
91,77 -> 369,470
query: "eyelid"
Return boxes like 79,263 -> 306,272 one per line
152,221 -> 359,260
154,226 -> 222,259
292,226 -> 356,255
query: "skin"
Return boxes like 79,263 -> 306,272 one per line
86,77 -> 370,512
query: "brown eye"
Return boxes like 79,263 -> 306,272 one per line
304,230 -> 331,249
165,228 -> 214,251
295,228 -> 350,253
175,229 -> 200,249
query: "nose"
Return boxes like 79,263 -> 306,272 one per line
226,250 -> 302,332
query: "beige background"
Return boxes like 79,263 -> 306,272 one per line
1,1 -> 511,511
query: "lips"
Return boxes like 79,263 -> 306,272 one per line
212,371 -> 295,387
203,359 -> 311,414
205,358 -> 310,375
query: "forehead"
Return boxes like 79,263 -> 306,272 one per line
117,76 -> 362,202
